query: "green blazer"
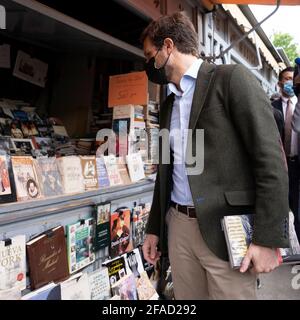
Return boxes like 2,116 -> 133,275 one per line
146,62 -> 290,261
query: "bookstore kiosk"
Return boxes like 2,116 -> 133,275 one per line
0,0 -> 164,299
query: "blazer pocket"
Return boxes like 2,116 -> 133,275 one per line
224,190 -> 255,206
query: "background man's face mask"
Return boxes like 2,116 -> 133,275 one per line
145,49 -> 170,85
282,80 -> 295,97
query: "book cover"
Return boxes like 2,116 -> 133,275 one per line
26,225 -> 69,290
66,218 -> 95,274
126,153 -> 145,183
112,119 -> 130,156
103,155 -> 123,187
122,248 -> 145,279
88,268 -> 111,300
222,211 -> 300,269
132,203 -> 151,247
21,282 -> 61,300
57,156 -> 85,195
117,157 -> 131,185
136,271 -> 159,300
111,273 -> 138,300
11,156 -> 42,201
110,209 -> 133,258
60,272 -> 90,300
0,235 -> 26,292
80,156 -> 98,190
95,157 -> 110,188
102,256 -> 127,287
35,157 -> 63,197
0,145 -> 17,203
93,203 -> 111,252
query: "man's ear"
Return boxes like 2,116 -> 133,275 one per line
163,38 -> 174,53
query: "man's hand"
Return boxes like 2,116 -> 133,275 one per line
240,243 -> 280,274
142,234 -> 161,265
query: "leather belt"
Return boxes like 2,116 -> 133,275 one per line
170,201 -> 197,218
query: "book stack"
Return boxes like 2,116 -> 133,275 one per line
144,101 -> 159,129
73,139 -> 94,155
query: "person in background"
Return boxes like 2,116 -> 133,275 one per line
272,67 -> 300,241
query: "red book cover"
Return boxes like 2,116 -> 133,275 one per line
110,209 -> 132,258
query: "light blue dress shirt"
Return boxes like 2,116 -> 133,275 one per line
168,58 -> 203,206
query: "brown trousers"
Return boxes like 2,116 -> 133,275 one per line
166,206 -> 257,300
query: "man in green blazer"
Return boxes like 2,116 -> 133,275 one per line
141,12 -> 289,300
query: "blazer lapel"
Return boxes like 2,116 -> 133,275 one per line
160,93 -> 174,130
188,61 -> 216,131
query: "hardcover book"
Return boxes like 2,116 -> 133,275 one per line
80,156 -> 98,190
222,211 -> 300,269
35,157 -> 63,197
110,208 -> 133,258
11,156 -> 42,201
26,225 -> 69,290
93,203 -> 111,252
57,156 -> 85,194
0,235 -> 26,292
66,218 -> 95,274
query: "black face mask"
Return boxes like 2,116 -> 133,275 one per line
145,51 -> 170,85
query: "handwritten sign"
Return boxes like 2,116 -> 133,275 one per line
108,71 -> 148,107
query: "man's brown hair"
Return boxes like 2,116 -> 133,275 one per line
141,12 -> 199,57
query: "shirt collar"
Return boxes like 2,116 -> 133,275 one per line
282,95 -> 297,105
168,58 -> 203,97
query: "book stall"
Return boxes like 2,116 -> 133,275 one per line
0,0 -> 163,300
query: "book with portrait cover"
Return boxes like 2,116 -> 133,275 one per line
35,157 -> 63,197
110,208 -> 133,258
0,235 -> 26,293
95,157 -> 110,188
80,156 -> 98,190
122,248 -> 145,279
57,156 -> 85,195
93,202 -> 111,252
11,156 -> 42,201
66,218 -> 95,274
26,225 -> 69,290
222,211 -> 300,269
0,137 -> 17,203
